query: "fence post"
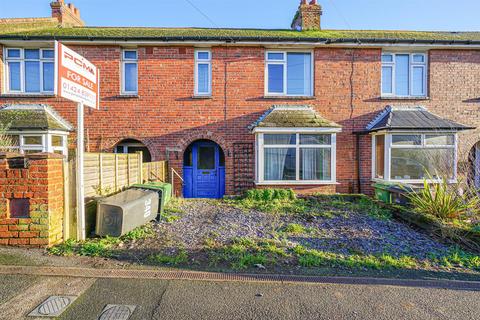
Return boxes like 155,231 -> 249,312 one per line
127,155 -> 130,186
114,154 -> 118,192
138,151 -> 143,183
99,153 -> 103,193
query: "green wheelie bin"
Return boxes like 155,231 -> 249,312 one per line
131,182 -> 172,218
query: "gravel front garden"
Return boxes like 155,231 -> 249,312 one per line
49,192 -> 480,278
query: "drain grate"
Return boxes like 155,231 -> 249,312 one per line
98,305 -> 136,320
28,296 -> 77,317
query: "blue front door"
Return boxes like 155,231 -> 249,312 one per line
183,141 -> 225,199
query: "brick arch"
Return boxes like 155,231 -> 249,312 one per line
177,131 -> 231,155
106,137 -> 156,158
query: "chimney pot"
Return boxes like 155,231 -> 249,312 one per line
50,0 -> 84,27
291,0 -> 322,31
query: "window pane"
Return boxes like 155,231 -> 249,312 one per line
124,63 -> 138,92
392,135 -> 421,146
381,66 -> 393,94
300,134 -> 331,145
264,134 -> 296,145
197,63 -> 210,94
8,62 -> 21,91
267,52 -> 284,60
413,54 -> 425,63
43,62 -> 54,92
198,146 -> 215,170
381,54 -> 393,63
425,135 -> 455,146
375,135 -> 385,179
51,136 -> 63,147
268,64 -> 284,93
391,148 -> 454,180
25,61 -> 40,92
412,66 -> 425,96
300,148 -> 331,181
23,136 -> 42,145
197,51 -> 210,60
287,53 -> 311,95
7,49 -> 21,58
395,54 -> 410,96
124,51 -> 137,60
42,50 -> 54,59
25,49 -> 39,59
264,148 -> 296,181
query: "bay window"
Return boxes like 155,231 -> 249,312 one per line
265,51 -> 313,96
381,53 -> 427,97
256,132 -> 337,184
2,132 -> 68,156
5,48 -> 54,94
372,133 -> 457,182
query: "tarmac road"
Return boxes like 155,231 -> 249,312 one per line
1,274 -> 479,320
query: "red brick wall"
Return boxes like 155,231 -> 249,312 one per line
1,45 -> 479,195
0,153 -> 65,247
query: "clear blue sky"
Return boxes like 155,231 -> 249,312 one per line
1,0 -> 480,31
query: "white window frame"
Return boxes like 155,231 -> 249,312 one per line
194,49 -> 212,96
121,49 -> 138,95
3,48 -> 55,95
381,52 -> 427,98
371,131 -> 458,184
6,131 -> 68,156
265,50 -> 314,97
254,128 -> 339,185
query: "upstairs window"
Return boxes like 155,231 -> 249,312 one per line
121,49 -> 138,94
5,48 -> 54,94
381,53 -> 427,97
265,51 -> 313,96
195,50 -> 212,96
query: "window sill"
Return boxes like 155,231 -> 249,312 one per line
255,181 -> 339,186
192,95 -> 212,99
263,96 -> 315,100
0,93 -> 56,98
379,96 -> 430,101
371,178 -> 457,185
117,94 -> 139,99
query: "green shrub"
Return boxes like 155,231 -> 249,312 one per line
407,179 -> 480,220
244,188 -> 296,202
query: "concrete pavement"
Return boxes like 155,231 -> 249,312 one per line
0,270 -> 479,319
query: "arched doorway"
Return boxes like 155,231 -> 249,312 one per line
183,140 -> 225,198
115,139 -> 152,163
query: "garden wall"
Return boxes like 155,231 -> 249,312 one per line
0,152 -> 65,247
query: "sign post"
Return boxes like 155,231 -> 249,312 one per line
55,41 -> 99,241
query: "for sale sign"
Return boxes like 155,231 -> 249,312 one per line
55,41 -> 99,109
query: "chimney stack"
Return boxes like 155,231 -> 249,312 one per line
291,0 -> 322,31
50,0 -> 84,27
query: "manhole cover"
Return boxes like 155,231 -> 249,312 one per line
28,296 -> 77,317
98,305 -> 136,320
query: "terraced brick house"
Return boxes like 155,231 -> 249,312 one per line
1,0 -> 480,198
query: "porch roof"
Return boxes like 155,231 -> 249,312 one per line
0,104 -> 73,132
249,105 -> 341,131
366,106 -> 475,133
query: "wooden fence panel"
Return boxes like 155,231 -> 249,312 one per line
64,152 -> 169,239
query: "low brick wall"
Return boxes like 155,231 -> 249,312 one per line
0,153 -> 65,247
